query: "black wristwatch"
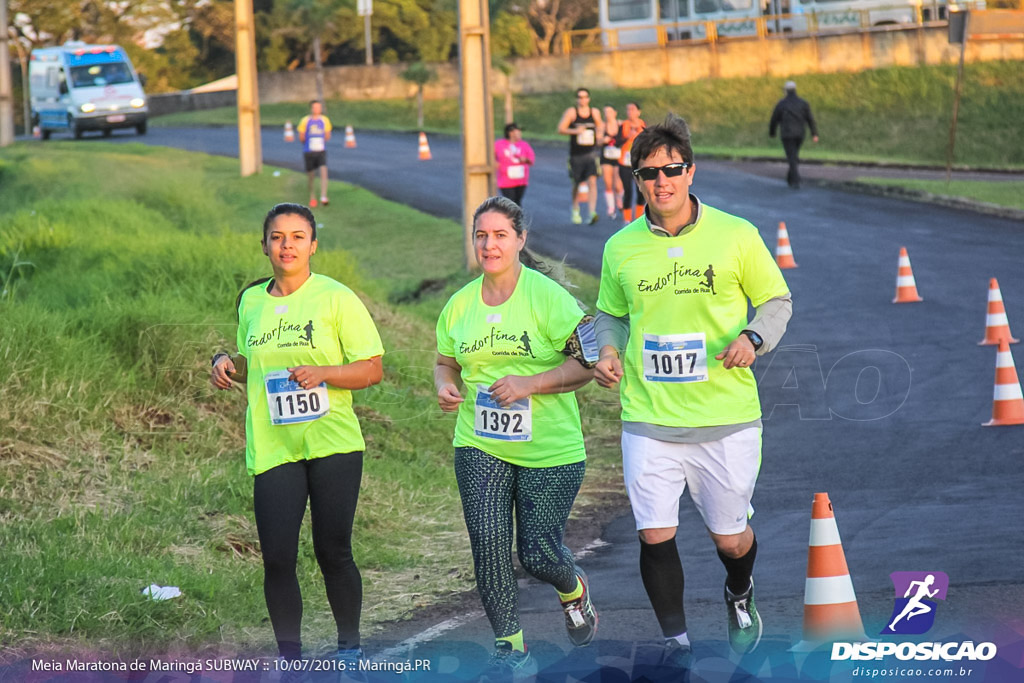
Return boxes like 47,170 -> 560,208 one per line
741,330 -> 763,351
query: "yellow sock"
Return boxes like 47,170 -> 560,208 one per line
557,577 -> 583,603
496,630 -> 525,652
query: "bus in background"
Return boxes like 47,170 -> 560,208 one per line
598,0 -> 977,47
599,0 -> 762,44
30,42 -> 148,140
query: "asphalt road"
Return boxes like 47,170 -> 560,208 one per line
102,125 -> 1024,682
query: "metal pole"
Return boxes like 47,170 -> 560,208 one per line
945,11 -> 969,185
458,0 -> 495,272
364,14 -> 373,65
235,0 -> 262,176
0,0 -> 15,146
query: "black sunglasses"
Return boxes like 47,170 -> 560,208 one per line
632,163 -> 691,181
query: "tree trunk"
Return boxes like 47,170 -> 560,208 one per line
313,34 -> 325,104
416,86 -> 424,129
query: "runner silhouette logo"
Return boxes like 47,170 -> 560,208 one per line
881,571 -> 949,635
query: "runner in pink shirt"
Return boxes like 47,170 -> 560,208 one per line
495,122 -> 536,207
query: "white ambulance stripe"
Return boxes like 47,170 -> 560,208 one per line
809,518 -> 842,546
994,383 -> 1024,401
897,275 -> 917,287
986,312 -> 1009,326
997,351 -> 1015,368
804,576 -> 858,605
777,246 -> 793,256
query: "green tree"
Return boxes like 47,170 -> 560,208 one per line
523,0 -> 597,55
400,60 -> 437,128
275,0 -> 355,102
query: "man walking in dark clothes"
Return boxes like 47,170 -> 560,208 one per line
769,81 -> 818,189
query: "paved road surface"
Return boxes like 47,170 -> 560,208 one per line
98,126 -> 1024,682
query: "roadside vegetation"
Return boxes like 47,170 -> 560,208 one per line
155,62 -> 1024,169
0,143 -> 625,660
855,177 -> 1024,212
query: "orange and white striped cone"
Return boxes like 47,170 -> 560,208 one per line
983,340 -> 1024,427
283,121 -> 295,143
417,132 -> 432,160
32,125 -> 41,139
344,125 -> 357,148
979,278 -> 1019,346
775,221 -> 798,269
893,247 -> 923,303
790,492 -> 868,652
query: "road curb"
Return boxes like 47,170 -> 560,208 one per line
810,178 -> 1024,223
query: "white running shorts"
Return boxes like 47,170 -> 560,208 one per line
622,428 -> 762,535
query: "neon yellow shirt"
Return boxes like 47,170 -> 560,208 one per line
237,274 -> 384,475
436,267 -> 587,467
597,206 -> 789,428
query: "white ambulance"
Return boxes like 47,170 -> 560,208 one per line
30,42 -> 148,139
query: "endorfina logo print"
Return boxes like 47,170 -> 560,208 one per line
881,571 -> 948,635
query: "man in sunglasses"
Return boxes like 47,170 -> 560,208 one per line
593,114 -> 792,669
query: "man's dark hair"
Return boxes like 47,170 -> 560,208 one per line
262,203 -> 317,241
630,114 -> 693,172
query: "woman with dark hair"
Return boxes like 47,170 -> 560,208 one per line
600,104 -> 623,219
495,122 -> 536,207
210,203 -> 384,670
434,196 -> 599,680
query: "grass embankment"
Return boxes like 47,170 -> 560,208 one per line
856,177 -> 1024,212
0,143 -> 625,660
156,62 -> 1024,169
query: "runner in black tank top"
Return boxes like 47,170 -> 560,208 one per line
557,88 -> 604,226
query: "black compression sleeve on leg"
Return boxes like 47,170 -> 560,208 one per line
639,537 -> 687,637
718,534 -> 758,596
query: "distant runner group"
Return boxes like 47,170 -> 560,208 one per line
212,108 -> 792,681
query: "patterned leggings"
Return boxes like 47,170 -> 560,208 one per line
454,446 -> 586,639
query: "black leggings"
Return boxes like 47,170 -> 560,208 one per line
499,185 -> 527,206
253,451 -> 363,656
454,446 -> 585,639
619,165 -> 643,219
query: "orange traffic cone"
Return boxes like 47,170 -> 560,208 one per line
775,221 -> 798,269
283,121 -> 295,143
979,278 -> 1019,346
417,132 -> 432,160
893,247 -> 923,303
983,340 -> 1024,427
790,492 -> 868,652
344,125 -> 357,148
32,125 -> 41,139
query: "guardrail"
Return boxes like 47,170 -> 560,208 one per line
562,2 -> 991,53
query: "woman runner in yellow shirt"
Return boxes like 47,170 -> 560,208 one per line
434,196 -> 599,680
210,203 -> 384,672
